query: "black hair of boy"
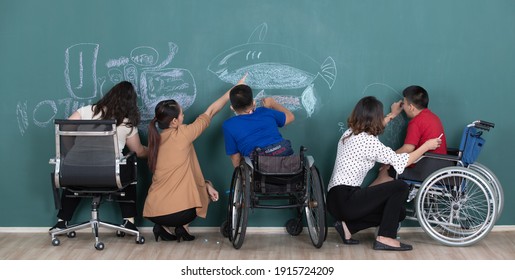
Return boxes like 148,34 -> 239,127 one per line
230,84 -> 253,111
403,85 -> 429,110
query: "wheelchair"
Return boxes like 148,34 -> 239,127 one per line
399,120 -> 502,246
221,146 -> 327,249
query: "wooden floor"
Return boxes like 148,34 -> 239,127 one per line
1,227 -> 515,260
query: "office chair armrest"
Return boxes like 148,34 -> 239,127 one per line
120,151 -> 137,164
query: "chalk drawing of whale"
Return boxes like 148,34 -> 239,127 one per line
207,23 -> 336,117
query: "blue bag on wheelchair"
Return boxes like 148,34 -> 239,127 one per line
460,127 -> 485,165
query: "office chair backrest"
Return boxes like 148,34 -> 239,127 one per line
53,119 -> 122,190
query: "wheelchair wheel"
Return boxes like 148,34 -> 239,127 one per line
468,163 -> 504,220
229,163 -> 250,249
304,165 -> 326,248
416,167 -> 496,246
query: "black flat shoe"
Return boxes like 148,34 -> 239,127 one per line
334,221 -> 359,245
153,224 -> 177,242
373,240 -> 413,251
121,220 -> 138,231
175,226 -> 195,242
49,220 -> 67,232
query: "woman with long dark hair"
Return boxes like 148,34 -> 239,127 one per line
327,96 -> 441,251
143,75 -> 247,242
49,81 -> 148,233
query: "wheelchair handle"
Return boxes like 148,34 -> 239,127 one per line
471,120 -> 495,131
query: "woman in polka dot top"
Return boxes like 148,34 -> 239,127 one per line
326,96 -> 441,251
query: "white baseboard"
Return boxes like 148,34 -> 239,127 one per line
1,225 -> 515,234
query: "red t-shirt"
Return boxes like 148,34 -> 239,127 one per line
405,108 -> 447,154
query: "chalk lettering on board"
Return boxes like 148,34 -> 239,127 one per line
32,100 -> 58,128
338,122 -> 347,134
208,23 -> 336,117
64,43 -> 99,100
106,57 -> 129,68
16,101 -> 29,136
130,46 -> 159,67
16,42 -> 196,135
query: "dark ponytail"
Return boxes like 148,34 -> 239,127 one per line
147,100 -> 180,172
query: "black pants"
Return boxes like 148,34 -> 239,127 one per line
57,184 -> 137,221
147,208 -> 197,228
327,180 -> 409,239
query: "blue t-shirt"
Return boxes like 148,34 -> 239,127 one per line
223,107 -> 286,156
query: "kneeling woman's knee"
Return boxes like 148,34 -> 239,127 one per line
393,179 -> 410,194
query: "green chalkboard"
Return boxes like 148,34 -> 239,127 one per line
1,0 -> 514,228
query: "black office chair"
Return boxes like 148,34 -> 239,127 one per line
49,119 -> 145,250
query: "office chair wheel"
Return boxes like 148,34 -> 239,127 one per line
220,220 -> 230,238
116,231 -> 125,237
51,238 -> 60,246
95,242 -> 105,250
285,218 -> 303,236
136,236 -> 145,244
67,231 -> 76,238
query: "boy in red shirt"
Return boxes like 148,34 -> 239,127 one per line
371,85 -> 447,185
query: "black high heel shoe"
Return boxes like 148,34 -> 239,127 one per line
175,226 -> 195,242
153,224 -> 177,242
334,221 -> 359,245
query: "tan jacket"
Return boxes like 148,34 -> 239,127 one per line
143,114 -> 211,218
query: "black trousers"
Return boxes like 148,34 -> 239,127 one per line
57,184 -> 137,221
147,208 -> 197,228
327,180 -> 409,239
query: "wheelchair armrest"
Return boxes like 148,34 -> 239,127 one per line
400,152 -> 459,182
446,147 -> 459,156
305,155 -> 315,168
243,156 -> 254,170
415,152 -> 459,164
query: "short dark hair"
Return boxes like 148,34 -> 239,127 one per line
403,85 -> 429,110
347,96 -> 385,137
230,84 -> 253,111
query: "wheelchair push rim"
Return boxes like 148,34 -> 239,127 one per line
416,166 -> 497,247
467,162 -> 504,220
304,165 -> 326,249
228,163 -> 250,249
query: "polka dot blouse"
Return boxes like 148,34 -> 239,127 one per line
328,128 -> 409,190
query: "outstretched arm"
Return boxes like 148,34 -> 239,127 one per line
261,97 -> 295,125
204,74 -> 247,118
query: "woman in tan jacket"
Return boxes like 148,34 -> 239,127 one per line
144,74 -> 247,242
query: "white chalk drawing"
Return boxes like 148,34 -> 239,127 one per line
337,122 -> 347,134
208,23 -> 336,117
64,43 -> 99,100
15,42 -> 196,135
362,83 -> 407,148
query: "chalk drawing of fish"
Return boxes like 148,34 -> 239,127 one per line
207,23 -> 336,117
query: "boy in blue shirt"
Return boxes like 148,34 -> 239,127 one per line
223,84 -> 295,167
